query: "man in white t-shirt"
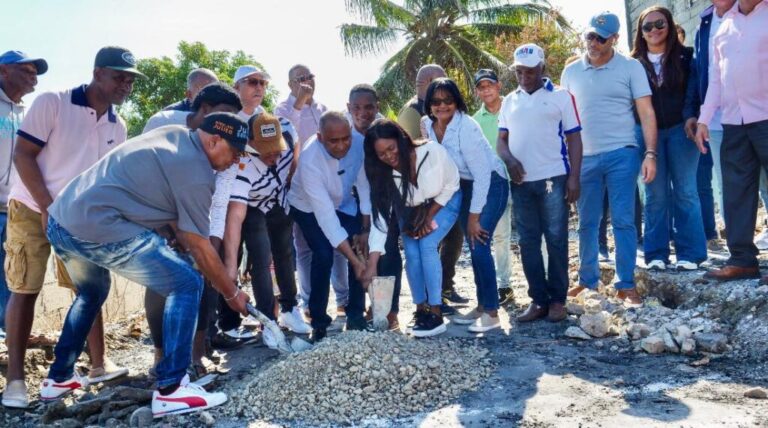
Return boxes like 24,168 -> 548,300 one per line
497,44 -> 583,323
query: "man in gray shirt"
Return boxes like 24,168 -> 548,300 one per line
42,113 -> 250,418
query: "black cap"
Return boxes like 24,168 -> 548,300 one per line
198,113 -> 248,152
474,69 -> 498,86
94,46 -> 145,77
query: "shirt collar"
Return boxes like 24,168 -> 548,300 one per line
582,51 -> 617,71
71,84 -> 117,123
515,78 -> 555,95
0,86 -> 19,105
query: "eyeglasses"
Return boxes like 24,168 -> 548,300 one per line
430,97 -> 455,107
642,19 -> 667,33
583,32 -> 609,44
293,74 -> 315,83
242,78 -> 269,88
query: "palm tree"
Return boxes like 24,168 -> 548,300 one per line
340,0 -> 571,111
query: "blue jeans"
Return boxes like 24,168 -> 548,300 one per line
458,172 -> 508,311
698,141 -> 717,240
46,218 -> 202,388
511,175 -> 570,306
637,124 -> 707,264
0,212 -> 8,330
402,191 -> 461,306
290,208 -> 364,329
578,146 -> 641,290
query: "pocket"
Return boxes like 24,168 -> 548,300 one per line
3,240 -> 27,289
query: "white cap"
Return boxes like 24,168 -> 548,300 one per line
233,65 -> 271,83
513,43 -> 545,68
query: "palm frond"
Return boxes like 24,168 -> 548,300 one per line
344,0 -> 415,27
470,3 -> 571,31
339,24 -> 401,57
464,22 -> 525,38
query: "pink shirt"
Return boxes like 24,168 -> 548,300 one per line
274,94 -> 327,147
11,85 -> 126,213
699,0 -> 768,126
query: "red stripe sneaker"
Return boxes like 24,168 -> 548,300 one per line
40,373 -> 90,402
152,375 -> 227,418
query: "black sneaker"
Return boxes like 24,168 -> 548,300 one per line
412,312 -> 446,338
345,316 -> 368,331
443,288 -> 469,304
210,332 -> 247,350
498,288 -> 515,306
440,303 -> 457,315
309,328 -> 327,343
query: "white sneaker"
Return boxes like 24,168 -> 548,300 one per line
675,260 -> 699,271
755,230 -> 768,250
40,372 -> 89,402
261,323 -> 279,350
88,358 -> 129,383
278,307 -> 312,334
241,315 -> 261,328
646,260 -> 667,271
224,326 -> 258,340
152,375 -> 227,418
452,308 -> 482,325
467,313 -> 501,333
2,380 -> 29,408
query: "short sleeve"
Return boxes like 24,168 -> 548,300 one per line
628,59 -> 653,100
17,92 -> 60,147
498,96 -> 510,132
175,183 -> 214,238
229,163 -> 251,205
559,90 -> 582,134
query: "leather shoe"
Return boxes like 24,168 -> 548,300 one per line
516,303 -> 548,322
703,265 -> 760,281
546,303 -> 567,323
309,328 -> 327,343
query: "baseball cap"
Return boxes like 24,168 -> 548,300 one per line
94,46 -> 146,77
0,51 -> 48,75
586,12 -> 620,39
233,65 -> 271,83
199,112 -> 248,152
247,113 -> 287,155
513,43 -> 545,68
474,69 -> 498,86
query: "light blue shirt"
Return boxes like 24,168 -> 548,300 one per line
560,53 -> 652,156
337,127 -> 365,216
425,111 -> 507,213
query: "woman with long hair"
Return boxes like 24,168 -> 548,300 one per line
422,78 -> 509,332
631,6 -> 706,271
362,119 -> 461,337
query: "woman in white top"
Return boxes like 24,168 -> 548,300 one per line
423,78 -> 509,333
362,119 -> 461,337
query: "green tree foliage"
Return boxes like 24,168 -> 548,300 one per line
121,41 -> 276,136
340,0 -> 570,111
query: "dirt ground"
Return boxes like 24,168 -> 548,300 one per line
1,231 -> 768,427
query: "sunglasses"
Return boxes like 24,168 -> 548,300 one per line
293,74 -> 315,83
583,32 -> 609,44
642,19 -> 667,33
243,78 -> 269,88
430,97 -> 455,107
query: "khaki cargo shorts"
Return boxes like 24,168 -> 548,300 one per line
4,199 -> 74,294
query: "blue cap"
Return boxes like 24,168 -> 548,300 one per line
0,51 -> 48,75
586,12 -> 620,39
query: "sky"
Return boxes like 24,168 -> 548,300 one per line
2,0 -> 627,110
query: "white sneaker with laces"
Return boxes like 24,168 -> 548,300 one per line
278,307 -> 312,334
467,313 -> 501,333
40,372 -> 89,402
261,324 -> 279,350
646,260 -> 667,271
755,230 -> 768,250
152,375 -> 227,418
2,380 -> 29,408
675,260 -> 699,271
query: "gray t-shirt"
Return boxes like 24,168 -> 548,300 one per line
560,52 -> 652,156
49,125 -> 215,243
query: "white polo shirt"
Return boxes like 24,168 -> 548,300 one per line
12,85 -> 127,213
498,79 -> 581,182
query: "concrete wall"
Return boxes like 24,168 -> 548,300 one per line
624,0 -> 711,47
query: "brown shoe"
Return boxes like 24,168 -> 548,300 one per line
546,303 -> 567,323
567,285 -> 588,298
387,312 -> 400,332
703,265 -> 760,282
516,303 -> 548,322
617,288 -> 643,308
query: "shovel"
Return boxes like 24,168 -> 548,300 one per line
244,302 -> 313,353
368,276 -> 396,331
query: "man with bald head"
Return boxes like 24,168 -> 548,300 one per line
396,64 -> 446,139
275,64 -> 327,146
163,68 -> 218,112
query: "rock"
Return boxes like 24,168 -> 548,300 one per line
662,331 -> 680,353
129,407 -> 153,428
680,338 -> 696,355
564,326 -> 592,340
584,299 -> 604,314
626,323 -> 651,340
743,387 -> 767,399
566,302 -> 585,315
640,336 -> 665,354
579,311 -> 612,338
674,325 -> 693,343
55,419 -> 83,428
694,332 -> 728,353
199,411 -> 215,426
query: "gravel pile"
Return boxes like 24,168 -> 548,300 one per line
227,331 -> 493,425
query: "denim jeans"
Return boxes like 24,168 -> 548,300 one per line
290,208 -> 364,329
578,146 -> 641,290
493,198 -> 512,288
511,175 -> 570,306
295,224 -> 348,309
402,191 -> 461,306
637,124 -> 707,264
698,141 -> 717,240
46,218 -> 201,388
0,212 -> 8,330
458,172 -> 508,311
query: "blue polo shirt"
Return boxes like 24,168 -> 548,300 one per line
560,53 -> 651,156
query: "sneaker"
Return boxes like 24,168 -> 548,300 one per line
707,239 -> 726,253
755,230 -> 768,250
278,307 -> 312,334
443,288 -> 469,304
241,315 -> 261,328
498,288 -> 515,306
675,260 -> 699,271
405,310 -> 422,334
440,303 -> 457,316
599,247 -> 612,262
152,375 -> 227,418
345,316 -> 368,332
646,260 -> 667,271
40,373 -> 89,402
2,380 -> 29,409
467,313 -> 501,333
223,326 -> 258,340
261,324 -> 279,350
336,306 -> 347,318
412,312 -> 446,338
452,308 -> 482,325
88,358 -> 129,383
210,332 -> 249,350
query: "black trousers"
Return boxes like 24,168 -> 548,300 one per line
721,119 -> 768,267
439,223 -> 464,295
